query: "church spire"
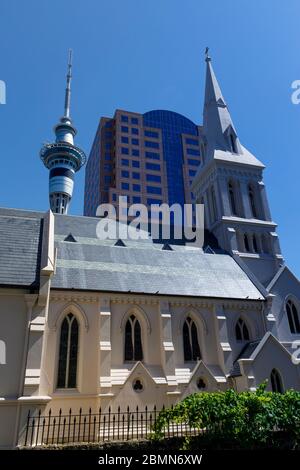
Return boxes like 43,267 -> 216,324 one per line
203,49 -> 240,155
40,51 -> 86,215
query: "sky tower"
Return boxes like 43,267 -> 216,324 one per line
40,50 -> 86,214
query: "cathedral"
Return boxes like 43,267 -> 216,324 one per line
0,52 -> 300,449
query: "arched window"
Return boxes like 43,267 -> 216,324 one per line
235,318 -> 250,341
57,313 -> 79,389
253,234 -> 258,253
210,185 -> 217,222
124,315 -> 143,361
236,231 -> 244,252
261,234 -> 269,254
183,317 -> 201,362
270,369 -> 284,393
228,181 -> 238,216
286,299 -> 300,334
229,133 -> 237,154
248,184 -> 258,218
244,234 -> 250,252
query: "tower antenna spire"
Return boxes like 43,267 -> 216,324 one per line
40,49 -> 86,215
205,46 -> 211,62
64,49 -> 73,118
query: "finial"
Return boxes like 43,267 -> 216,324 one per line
205,47 -> 211,62
64,49 -> 73,118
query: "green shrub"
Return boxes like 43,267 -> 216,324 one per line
152,384 -> 300,449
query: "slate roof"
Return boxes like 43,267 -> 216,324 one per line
0,208 -> 44,288
51,213 -> 265,300
229,340 -> 261,377
0,208 -> 265,300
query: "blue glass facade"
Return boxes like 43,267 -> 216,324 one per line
84,109 -> 201,218
143,110 -> 198,207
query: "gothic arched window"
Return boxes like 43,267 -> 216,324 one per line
124,315 -> 143,361
57,313 -> 79,389
228,181 -> 238,216
270,369 -> 284,393
229,133 -> 237,154
183,317 -> 201,362
286,299 -> 300,334
235,318 -> 250,341
261,234 -> 269,254
253,234 -> 259,253
248,184 -> 258,218
244,234 -> 250,252
210,185 -> 218,223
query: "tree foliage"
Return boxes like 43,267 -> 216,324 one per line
152,384 -> 300,449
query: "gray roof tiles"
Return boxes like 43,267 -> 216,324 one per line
51,213 -> 264,300
229,340 -> 261,377
0,210 -> 43,287
0,209 -> 265,300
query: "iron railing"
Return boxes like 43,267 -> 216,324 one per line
23,405 -> 201,447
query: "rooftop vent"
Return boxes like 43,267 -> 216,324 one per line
64,233 -> 77,242
114,239 -> 126,247
162,243 -> 173,251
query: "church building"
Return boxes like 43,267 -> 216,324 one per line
0,52 -> 300,449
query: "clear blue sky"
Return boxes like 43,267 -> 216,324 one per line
0,0 -> 299,276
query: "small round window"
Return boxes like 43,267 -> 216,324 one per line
132,378 -> 144,393
197,377 -> 206,390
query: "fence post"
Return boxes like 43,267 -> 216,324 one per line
72,415 -> 77,443
141,412 -> 144,439
145,406 -> 148,439
52,417 -> 56,444
30,417 -> 35,447
46,409 -> 51,444
103,415 -> 106,441
112,414 -> 116,440
67,408 -> 72,443
41,417 -> 46,445
98,407 -> 101,442
108,407 -> 111,441
122,412 -> 125,441
35,409 -> 41,446
117,406 -> 120,440
57,409 -> 62,444
62,417 -> 66,444
131,413 -> 134,440
136,406 -> 139,440
24,410 -> 30,446
78,407 -> 82,442
88,408 -> 92,442
126,406 -> 130,441
83,416 -> 87,442
93,415 -> 96,442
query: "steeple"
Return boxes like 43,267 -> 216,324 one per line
40,50 -> 86,215
203,49 -> 241,156
192,51 -> 283,287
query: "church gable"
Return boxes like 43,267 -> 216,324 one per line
237,333 -> 299,391
182,361 -> 226,398
267,266 -> 300,340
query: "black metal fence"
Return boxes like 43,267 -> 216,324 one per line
23,405 -> 200,447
